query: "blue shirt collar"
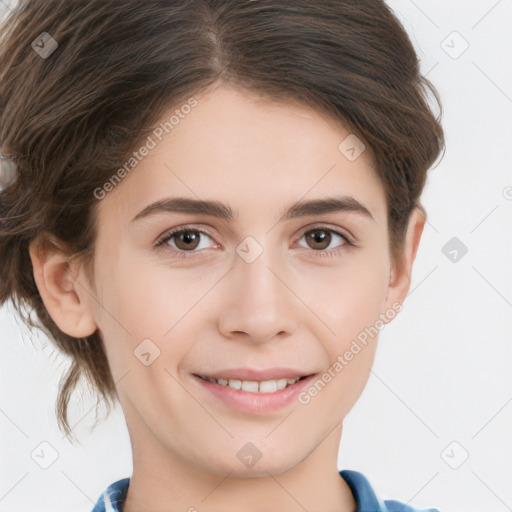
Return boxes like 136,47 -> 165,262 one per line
91,470 -> 437,512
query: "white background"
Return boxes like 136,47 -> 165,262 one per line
1,1 -> 511,511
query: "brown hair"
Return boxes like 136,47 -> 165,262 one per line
0,0 -> 444,442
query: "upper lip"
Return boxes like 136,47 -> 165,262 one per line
195,367 -> 316,381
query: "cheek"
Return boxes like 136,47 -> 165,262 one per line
93,241 -> 173,334
328,275 -> 388,342
301,248 -> 390,338
91,246 -> 207,382
297,268 -> 386,418
301,249 -> 389,397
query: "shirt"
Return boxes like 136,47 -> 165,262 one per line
91,469 -> 440,512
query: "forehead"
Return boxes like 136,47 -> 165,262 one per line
102,84 -> 386,224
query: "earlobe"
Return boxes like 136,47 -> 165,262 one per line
29,236 -> 98,338
383,207 -> 426,316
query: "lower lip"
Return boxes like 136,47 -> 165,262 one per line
193,374 -> 317,414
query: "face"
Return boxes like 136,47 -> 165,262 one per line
71,84 -> 407,476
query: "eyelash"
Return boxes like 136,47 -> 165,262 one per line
154,225 -> 355,259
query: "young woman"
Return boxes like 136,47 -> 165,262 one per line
0,1 -> 444,511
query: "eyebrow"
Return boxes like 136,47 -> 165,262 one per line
131,195 -> 374,223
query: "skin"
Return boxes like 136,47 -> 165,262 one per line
29,83 -> 424,512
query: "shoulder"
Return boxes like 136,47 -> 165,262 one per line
91,477 -> 130,512
339,470 -> 440,512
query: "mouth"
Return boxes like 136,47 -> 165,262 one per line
192,371 -> 317,413
194,374 -> 310,394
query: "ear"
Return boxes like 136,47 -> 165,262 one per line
29,235 -> 98,338
383,207 -> 426,318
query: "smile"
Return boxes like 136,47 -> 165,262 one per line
197,375 -> 304,393
193,372 -> 317,413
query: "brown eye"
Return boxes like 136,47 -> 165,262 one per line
305,229 -> 331,250
298,227 -> 350,252
157,228 -> 214,252
173,230 -> 201,250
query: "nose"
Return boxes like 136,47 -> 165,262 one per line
217,247 -> 299,344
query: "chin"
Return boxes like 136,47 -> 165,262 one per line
222,447 -> 302,477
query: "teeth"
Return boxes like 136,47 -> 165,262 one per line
229,379 -> 242,390
259,380 -> 277,393
241,380 -> 259,392
276,378 -> 287,390
201,375 -> 302,393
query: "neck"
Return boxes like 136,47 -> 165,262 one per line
123,421 -> 356,512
